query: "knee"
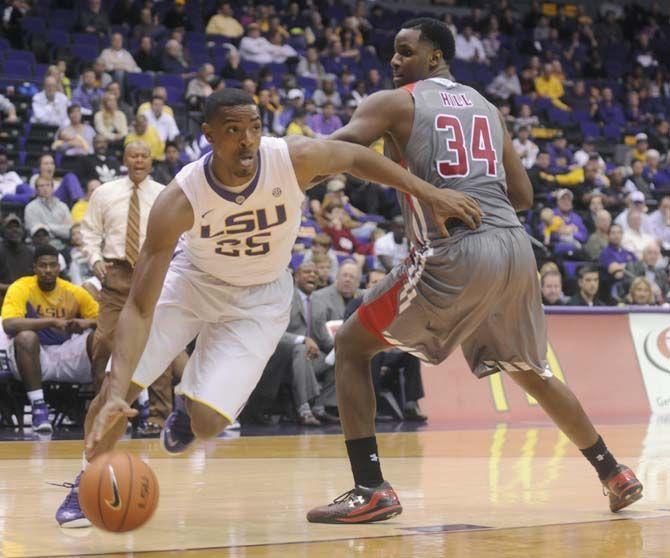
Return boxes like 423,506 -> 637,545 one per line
334,321 -> 372,360
14,330 -> 39,352
188,402 -> 230,440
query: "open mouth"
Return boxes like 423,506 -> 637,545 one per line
239,154 -> 255,168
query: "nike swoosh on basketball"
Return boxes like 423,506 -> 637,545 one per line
105,465 -> 122,510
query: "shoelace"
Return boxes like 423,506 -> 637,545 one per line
332,488 -> 357,505
46,481 -> 79,507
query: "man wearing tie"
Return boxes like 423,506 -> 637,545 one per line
81,141 -> 174,433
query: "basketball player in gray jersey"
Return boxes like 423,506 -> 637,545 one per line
307,18 -> 642,524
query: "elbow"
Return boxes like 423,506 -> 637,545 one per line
2,320 -> 17,336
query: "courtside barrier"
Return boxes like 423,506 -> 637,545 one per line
421,308 -> 670,425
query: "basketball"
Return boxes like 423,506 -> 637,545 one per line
78,452 -> 159,532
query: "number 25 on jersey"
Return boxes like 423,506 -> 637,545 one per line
434,114 -> 498,178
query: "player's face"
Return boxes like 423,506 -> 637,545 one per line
203,105 -> 262,180
391,29 -> 436,88
35,255 -> 60,289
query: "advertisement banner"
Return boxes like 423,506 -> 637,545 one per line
629,313 -> 670,414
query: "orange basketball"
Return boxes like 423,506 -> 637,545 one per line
79,451 -> 159,532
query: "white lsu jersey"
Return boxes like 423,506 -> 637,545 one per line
175,136 -> 304,286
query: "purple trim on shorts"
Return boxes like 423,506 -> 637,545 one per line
203,151 -> 262,202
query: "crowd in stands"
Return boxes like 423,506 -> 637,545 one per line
0,0 -> 669,430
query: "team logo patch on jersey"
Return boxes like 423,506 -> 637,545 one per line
272,187 -> 282,197
235,195 -> 246,205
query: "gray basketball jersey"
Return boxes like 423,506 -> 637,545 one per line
399,78 -> 521,247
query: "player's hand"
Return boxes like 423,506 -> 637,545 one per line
303,337 -> 321,360
427,189 -> 484,236
65,319 -> 88,334
49,318 -> 69,332
86,396 -> 138,452
93,261 -> 109,281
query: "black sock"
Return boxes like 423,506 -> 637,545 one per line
346,436 -> 384,488
580,435 -> 618,480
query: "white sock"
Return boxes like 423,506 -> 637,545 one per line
137,389 -> 149,405
298,402 -> 311,415
82,451 -> 89,471
27,389 -> 44,404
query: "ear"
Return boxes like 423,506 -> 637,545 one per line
201,122 -> 214,144
430,48 -> 443,70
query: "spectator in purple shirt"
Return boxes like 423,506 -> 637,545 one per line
543,189 -> 588,244
71,68 -> 104,116
307,102 -> 343,138
546,132 -> 573,165
599,223 -> 637,291
596,87 -> 625,127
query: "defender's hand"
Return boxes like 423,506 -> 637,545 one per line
427,189 -> 484,236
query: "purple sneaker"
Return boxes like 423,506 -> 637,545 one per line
54,472 -> 91,528
32,400 -> 53,433
160,398 -> 195,455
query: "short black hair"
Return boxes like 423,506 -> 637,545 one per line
165,140 -> 179,151
204,89 -> 256,123
67,103 -> 81,115
400,17 -> 455,64
34,244 -> 59,262
577,264 -> 599,279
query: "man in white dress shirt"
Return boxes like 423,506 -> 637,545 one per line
140,96 -> 180,143
80,141 -> 173,420
31,76 -> 69,127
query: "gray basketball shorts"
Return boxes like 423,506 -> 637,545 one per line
357,226 -> 551,379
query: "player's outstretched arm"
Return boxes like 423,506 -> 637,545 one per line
107,184 -> 194,405
288,136 -> 483,235
498,111 -> 533,211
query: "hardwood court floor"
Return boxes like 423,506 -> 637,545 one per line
0,420 -> 668,557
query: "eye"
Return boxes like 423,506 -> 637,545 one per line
228,127 -> 238,133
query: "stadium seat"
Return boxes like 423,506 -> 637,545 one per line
21,16 -> 46,36
126,72 -> 154,92
240,60 -> 262,74
70,44 -> 98,63
156,73 -> 185,91
579,121 -> 601,140
4,50 -> 36,66
48,9 -> 75,29
0,37 -> 9,51
71,33 -> 99,48
45,29 -> 70,47
547,106 -> 571,126
603,123 -> 622,142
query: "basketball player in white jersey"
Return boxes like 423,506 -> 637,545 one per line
55,88 -> 483,527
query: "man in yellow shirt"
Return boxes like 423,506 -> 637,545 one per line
535,63 -> 569,110
205,2 -> 243,38
136,87 -> 174,118
125,115 -> 165,161
71,178 -> 102,224
1,245 -> 98,432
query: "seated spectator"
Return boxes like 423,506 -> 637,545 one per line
646,196 -> 670,250
67,224 -> 93,286
564,80 -> 591,113
513,104 -> 539,133
486,64 -> 521,102
186,64 -> 216,111
140,96 -> 180,143
132,8 -> 166,41
374,216 -> 408,272
239,22 -> 277,65
629,133 -> 649,164
205,2 -> 243,37
0,93 -> 17,123
153,142 -> 184,185
648,118 -> 670,154
1,0 -> 30,49
302,233 -> 339,279
277,89 -> 304,133
584,193 -> 605,234
137,87 -> 175,118
643,148 -> 670,187
308,101 -> 343,137
539,207 -> 565,245
626,277 -> 656,306
540,269 -> 567,306
1,244 -> 98,432
125,114 -> 164,161
596,87 -> 625,126
279,261 -> 336,426
535,63 -> 569,110
267,30 -> 298,64
105,82 -> 134,125
71,179 -> 101,224
76,0 -> 108,35
455,25 -> 487,63
28,153 -> 83,208
91,58 -> 113,90
285,109 -> 315,137
585,209 -> 612,260
31,76 -> 69,127
614,191 -> 649,231
297,46 -> 326,80
24,177 -> 72,251
0,214 -> 33,298
512,126 -> 539,170
99,33 -> 141,74
622,208 -> 655,259
0,152 -> 24,199
72,68 -> 104,116
161,39 -> 190,75
311,253 -> 334,288
543,189 -> 588,247
312,74 -> 343,108
52,104 -> 95,157
600,223 -> 636,291
134,36 -> 163,73
574,137 -> 606,169
625,160 -> 653,199
94,92 -> 128,145
77,135 -> 122,184
316,197 -> 368,266
29,225 -> 67,272
568,265 -> 605,306
220,49 -> 247,82
162,0 -> 193,31
624,242 -> 668,303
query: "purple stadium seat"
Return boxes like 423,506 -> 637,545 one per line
240,59 -> 262,74
21,17 -> 46,36
579,121 -> 601,140
547,106 -> 571,126
46,29 -> 69,46
156,73 -> 185,90
71,33 -> 99,48
603,123 -> 622,142
4,50 -> 36,65
49,9 -> 75,29
70,44 -> 97,63
126,72 -> 154,91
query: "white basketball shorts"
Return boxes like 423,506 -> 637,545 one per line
131,252 -> 293,422
8,331 -> 92,383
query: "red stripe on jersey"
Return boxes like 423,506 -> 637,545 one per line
402,82 -> 418,96
357,276 -> 405,344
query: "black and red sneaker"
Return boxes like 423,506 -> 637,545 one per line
603,464 -> 643,512
307,482 -> 402,524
